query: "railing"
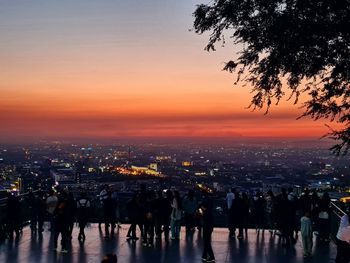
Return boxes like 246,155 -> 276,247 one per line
0,192 -> 347,243
330,201 -> 346,242
0,191 -> 40,240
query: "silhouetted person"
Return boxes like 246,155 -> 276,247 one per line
311,191 -> 320,231
111,187 -> 121,228
299,188 -> 312,214
183,189 -> 197,232
77,192 -> 90,242
143,191 -> 156,247
252,192 -> 265,232
46,190 -> 58,232
27,191 -> 37,231
154,190 -> 164,239
279,188 -> 295,247
99,184 -> 109,228
36,191 -> 46,233
170,191 -> 182,239
163,190 -> 173,239
241,192 -> 250,236
226,188 -> 235,236
28,190 -> 46,233
287,187 -> 298,236
318,192 -> 331,241
53,191 -> 70,253
126,192 -> 141,241
6,192 -> 20,239
139,184 -> 147,241
265,190 -> 275,233
67,191 -> 76,240
201,191 -> 215,262
233,192 -> 245,239
103,191 -> 116,238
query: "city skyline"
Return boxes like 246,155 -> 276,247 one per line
0,0 -> 341,142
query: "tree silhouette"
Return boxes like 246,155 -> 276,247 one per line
193,0 -> 350,154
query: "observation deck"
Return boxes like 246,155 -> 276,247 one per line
0,224 -> 336,263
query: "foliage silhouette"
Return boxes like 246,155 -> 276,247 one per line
193,0 -> 350,154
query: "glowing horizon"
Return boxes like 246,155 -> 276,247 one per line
0,0 -> 341,142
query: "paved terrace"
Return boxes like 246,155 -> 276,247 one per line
0,224 -> 336,263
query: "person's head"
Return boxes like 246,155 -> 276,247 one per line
288,187 -> 293,194
304,211 -> 311,218
188,189 -> 194,199
80,192 -> 87,199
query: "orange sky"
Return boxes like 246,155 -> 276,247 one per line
0,1 -> 341,142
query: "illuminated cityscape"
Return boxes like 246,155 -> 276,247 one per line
1,0 -> 349,262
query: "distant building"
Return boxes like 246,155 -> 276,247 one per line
182,161 -> 193,167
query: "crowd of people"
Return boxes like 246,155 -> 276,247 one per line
2,185 -> 336,262
226,187 -> 331,256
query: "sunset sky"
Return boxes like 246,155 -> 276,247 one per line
0,0 -> 338,142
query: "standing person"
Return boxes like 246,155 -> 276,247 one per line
241,192 -> 250,236
103,191 -> 116,239
170,191 -> 183,240
201,191 -> 215,263
300,211 -> 313,258
36,191 -> 46,233
27,190 -> 38,232
279,188 -> 295,247
77,192 -> 90,242
28,190 -> 46,234
336,210 -> 350,263
299,189 -> 312,214
226,188 -> 235,237
99,185 -> 109,228
252,192 -> 265,232
154,190 -> 164,239
111,187 -> 121,229
183,190 -> 197,233
311,191 -> 320,232
143,191 -> 156,247
318,192 -> 331,242
287,188 -> 298,237
233,192 -> 244,239
139,184 -> 147,241
265,190 -> 275,233
126,192 -> 140,241
163,190 -> 173,239
53,191 -> 70,253
46,190 -> 58,232
66,191 -> 76,240
6,192 -> 21,239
